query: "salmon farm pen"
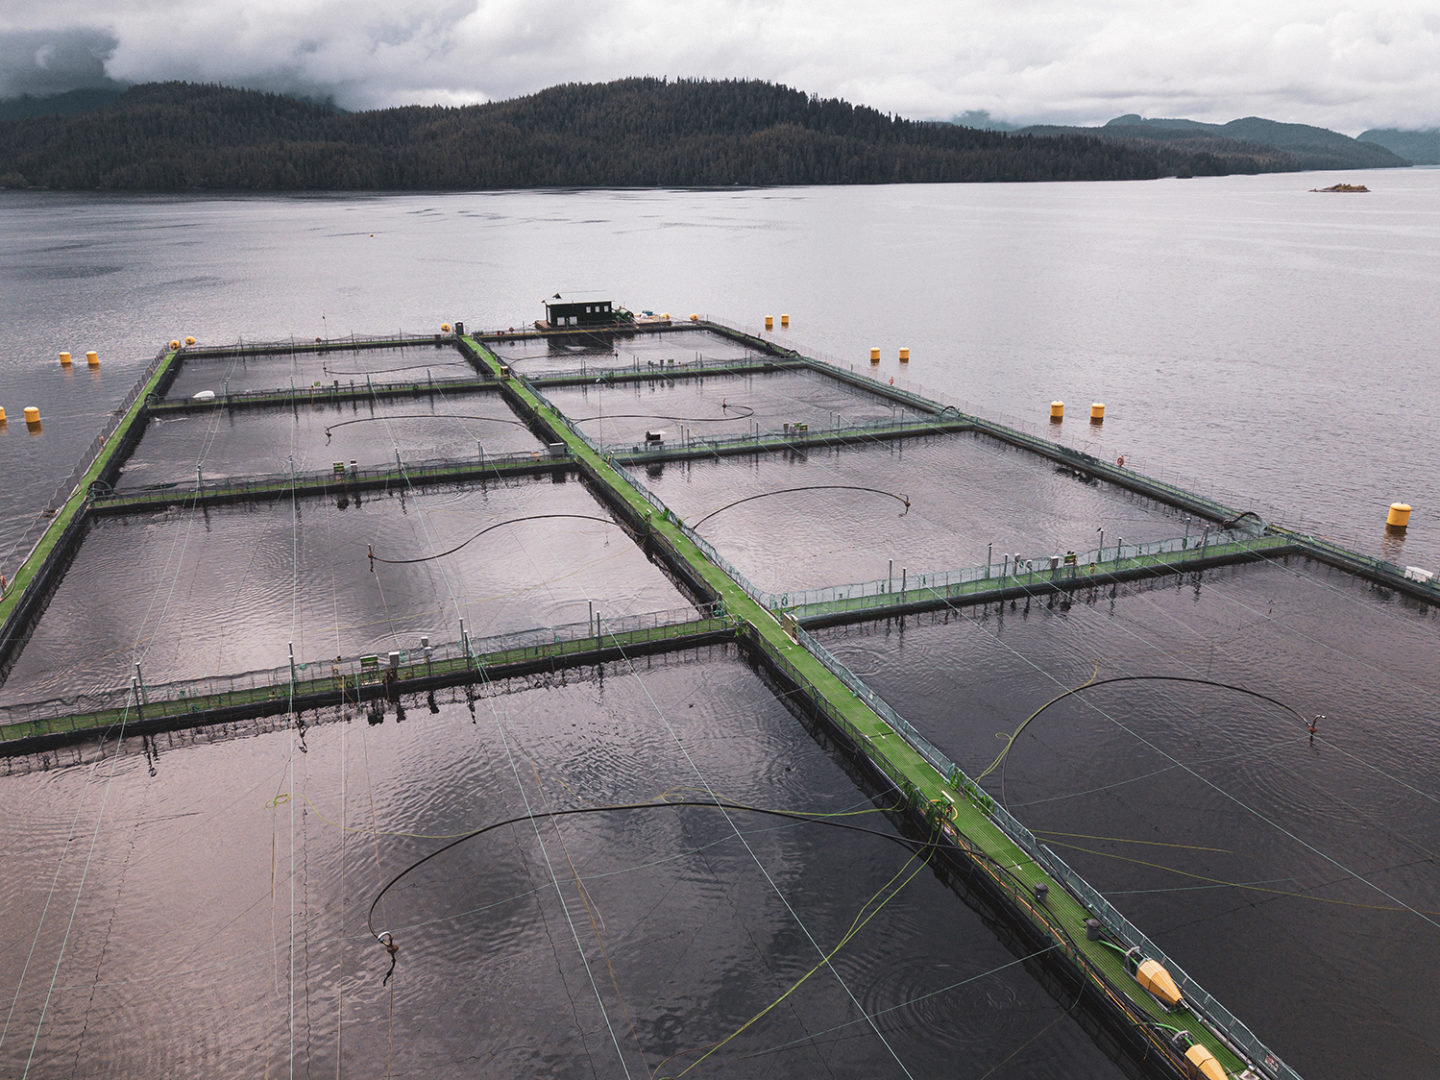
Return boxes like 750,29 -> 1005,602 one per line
2,311 -> 1437,1080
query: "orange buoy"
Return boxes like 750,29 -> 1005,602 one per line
24,406 -> 41,424
1050,400 -> 1064,421
86,350 -> 99,366
59,351 -> 72,366
1387,502 -> 1412,529
1135,957 -> 1184,1009
1183,1043 -> 1227,1080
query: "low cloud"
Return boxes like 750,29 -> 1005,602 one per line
3,2 -> 1439,132
0,26 -> 124,97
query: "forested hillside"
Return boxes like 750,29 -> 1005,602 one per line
0,78 -> 1330,191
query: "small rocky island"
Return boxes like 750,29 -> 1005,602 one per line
1312,182 -> 1370,192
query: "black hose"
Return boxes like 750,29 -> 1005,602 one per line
322,361 -> 470,375
370,513 -> 624,566
569,404 -> 756,424
1000,674 -> 1309,805
325,413 -> 525,438
692,486 -> 910,530
365,797 -> 929,941
1221,510 -> 1265,529
361,794 -> 1190,1074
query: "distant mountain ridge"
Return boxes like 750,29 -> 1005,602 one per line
0,80 -> 1409,191
1357,127 -> 1440,165
1018,114 -> 1406,172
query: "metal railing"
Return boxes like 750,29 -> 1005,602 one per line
781,622 -> 1296,1080
523,351 -> 798,384
703,316 -> 1351,553
0,603 -> 730,737
93,447 -> 568,510
795,627 -> 957,778
177,331 -> 457,359
155,373 -> 494,410
1,344 -> 173,583
523,375 -> 780,613
607,414 -> 963,461
767,528 -> 1268,611
1041,851 -> 1300,1079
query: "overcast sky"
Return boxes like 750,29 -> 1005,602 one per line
3,1 -> 1438,133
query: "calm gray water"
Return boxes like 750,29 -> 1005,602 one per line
4,174 -> 1440,561
2,175 -> 1438,1078
820,556 -> 1440,1079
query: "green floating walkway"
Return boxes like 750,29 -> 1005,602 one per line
784,534 -> 1298,626
607,415 -> 973,465
0,610 -> 734,749
526,353 -> 805,388
463,335 -> 1287,1080
150,375 -> 499,414
88,450 -> 571,514
0,319 -> 1350,1080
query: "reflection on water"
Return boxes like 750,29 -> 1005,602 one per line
540,366 -> 924,449
820,557 -> 1440,1079
3,177 -> 1440,1079
646,434 -> 1193,594
0,653 -> 1129,1080
165,342 -> 469,399
120,392 -> 542,488
1,476 -> 687,702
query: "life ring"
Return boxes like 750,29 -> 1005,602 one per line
1116,455 -> 1125,467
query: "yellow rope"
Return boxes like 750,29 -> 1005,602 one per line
1033,829 -> 1233,854
1047,839 -> 1440,915
975,662 -> 1100,781
657,845 -> 933,1079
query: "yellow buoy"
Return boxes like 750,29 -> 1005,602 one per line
59,351 -> 72,366
1091,402 -> 1105,422
1135,958 -> 1183,1009
689,313 -> 700,322
899,347 -> 910,362
781,314 -> 790,327
86,350 -> 99,366
441,323 -> 451,332
1183,1043 -> 1228,1080
24,406 -> 41,424
1050,400 -> 1065,421
0,405 -> 7,422
1387,502 -> 1412,529
185,336 -> 196,345
869,347 -> 881,363
170,340 -> 181,350
765,315 -> 774,330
